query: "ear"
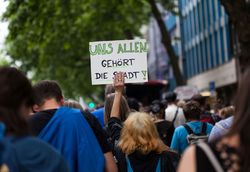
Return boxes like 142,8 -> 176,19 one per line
60,97 -> 65,106
33,104 -> 40,113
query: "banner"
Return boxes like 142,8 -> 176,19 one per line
89,39 -> 148,85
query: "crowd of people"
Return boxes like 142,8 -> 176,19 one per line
0,66 -> 249,172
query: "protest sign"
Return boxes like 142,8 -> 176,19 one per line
174,86 -> 199,100
89,39 -> 148,85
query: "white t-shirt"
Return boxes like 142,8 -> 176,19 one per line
165,104 -> 186,128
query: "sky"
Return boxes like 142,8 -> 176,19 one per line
0,0 -> 9,51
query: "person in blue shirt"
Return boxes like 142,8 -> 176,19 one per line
170,100 -> 213,154
92,107 -> 105,127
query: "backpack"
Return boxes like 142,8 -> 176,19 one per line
183,122 -> 209,145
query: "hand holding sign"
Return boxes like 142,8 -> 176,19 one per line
90,39 -> 148,85
113,72 -> 125,94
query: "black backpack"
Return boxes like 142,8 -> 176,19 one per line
183,122 -> 209,145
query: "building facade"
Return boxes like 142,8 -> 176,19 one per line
178,0 -> 237,101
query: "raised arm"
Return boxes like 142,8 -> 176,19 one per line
110,72 -> 124,119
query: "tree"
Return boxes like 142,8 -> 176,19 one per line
3,0 -> 184,98
148,0 -> 186,85
221,0 -> 250,73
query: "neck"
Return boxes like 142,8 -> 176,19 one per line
40,99 -> 61,111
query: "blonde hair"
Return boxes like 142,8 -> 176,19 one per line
118,112 -> 168,155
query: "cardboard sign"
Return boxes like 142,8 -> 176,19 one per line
89,39 -> 148,85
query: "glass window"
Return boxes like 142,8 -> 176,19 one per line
214,31 -> 220,66
209,34 -> 214,68
220,27 -> 225,63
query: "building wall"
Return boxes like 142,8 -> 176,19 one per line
179,0 -> 235,90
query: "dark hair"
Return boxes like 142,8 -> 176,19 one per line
183,101 -> 201,120
164,92 -> 177,103
150,100 -> 165,119
104,93 -> 130,124
33,80 -> 63,106
229,69 -> 250,171
127,98 -> 140,112
0,67 -> 33,135
191,94 -> 206,106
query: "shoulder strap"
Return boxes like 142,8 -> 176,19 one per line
126,155 -> 161,172
197,143 -> 224,172
172,108 -> 179,123
155,157 -> 161,172
183,124 -> 194,135
125,156 -> 133,172
201,122 -> 207,134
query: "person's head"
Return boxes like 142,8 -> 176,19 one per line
127,98 -> 140,112
118,112 -> 168,155
164,92 -> 177,104
0,67 -> 34,136
161,99 -> 168,110
64,99 -> 84,111
150,100 -> 165,119
104,93 -> 130,124
191,94 -> 207,110
33,80 -> 63,112
218,106 -> 234,119
214,100 -> 225,114
183,101 -> 202,121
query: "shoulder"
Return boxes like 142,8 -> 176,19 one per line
161,150 -> 180,160
12,136 -> 63,157
174,125 -> 186,133
14,136 -> 55,149
206,123 -> 214,130
11,137 -> 69,171
165,105 -> 175,112
216,117 -> 233,128
178,145 -> 196,172
29,110 -> 56,120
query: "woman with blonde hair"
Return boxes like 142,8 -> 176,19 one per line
108,72 -> 179,172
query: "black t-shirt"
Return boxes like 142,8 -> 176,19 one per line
28,109 -> 111,153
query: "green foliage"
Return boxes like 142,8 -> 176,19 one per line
0,58 -> 9,66
0,50 -> 9,66
3,0 -> 152,98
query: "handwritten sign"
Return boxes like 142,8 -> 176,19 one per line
89,39 -> 148,85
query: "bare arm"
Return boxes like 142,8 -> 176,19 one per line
177,146 -> 196,172
104,152 -> 118,172
110,72 -> 124,119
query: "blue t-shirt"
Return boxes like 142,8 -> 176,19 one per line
92,108 -> 105,127
170,121 -> 213,154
